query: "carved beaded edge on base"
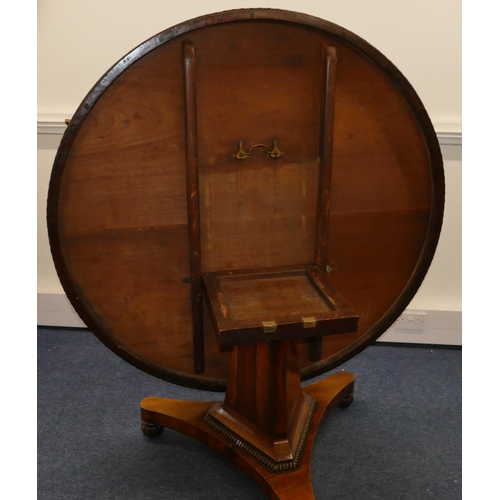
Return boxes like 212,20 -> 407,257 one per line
203,399 -> 319,473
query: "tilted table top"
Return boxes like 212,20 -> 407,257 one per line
48,9 -> 444,391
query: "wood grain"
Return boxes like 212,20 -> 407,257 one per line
140,369 -> 356,499
48,9 -> 444,390
182,40 -> 204,374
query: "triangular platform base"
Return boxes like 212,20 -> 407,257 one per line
140,370 -> 355,500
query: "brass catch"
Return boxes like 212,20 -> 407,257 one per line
302,317 -> 317,328
234,138 -> 284,160
262,321 -> 278,333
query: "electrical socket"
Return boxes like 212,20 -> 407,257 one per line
394,312 -> 427,330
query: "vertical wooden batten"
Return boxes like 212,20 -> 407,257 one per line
316,45 -> 337,271
310,45 -> 338,362
182,40 -> 204,374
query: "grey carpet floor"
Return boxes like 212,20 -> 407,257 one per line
38,327 -> 461,499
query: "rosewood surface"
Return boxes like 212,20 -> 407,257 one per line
47,9 -> 444,390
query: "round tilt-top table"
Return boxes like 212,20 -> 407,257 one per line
47,9 -> 444,499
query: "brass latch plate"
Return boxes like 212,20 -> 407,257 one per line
302,317 -> 317,328
262,321 -> 278,333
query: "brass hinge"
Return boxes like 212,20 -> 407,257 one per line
302,317 -> 317,329
262,321 -> 278,333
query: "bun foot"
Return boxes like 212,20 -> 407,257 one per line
338,394 -> 354,409
141,421 -> 164,438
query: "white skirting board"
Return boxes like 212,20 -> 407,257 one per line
37,292 -> 462,346
37,293 -> 86,328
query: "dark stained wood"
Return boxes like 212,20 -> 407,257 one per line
308,336 -> 323,362
47,9 -> 444,390
182,40 -> 204,374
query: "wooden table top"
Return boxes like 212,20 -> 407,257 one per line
47,9 -> 444,391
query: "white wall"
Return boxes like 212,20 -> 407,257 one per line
37,0 -> 462,342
